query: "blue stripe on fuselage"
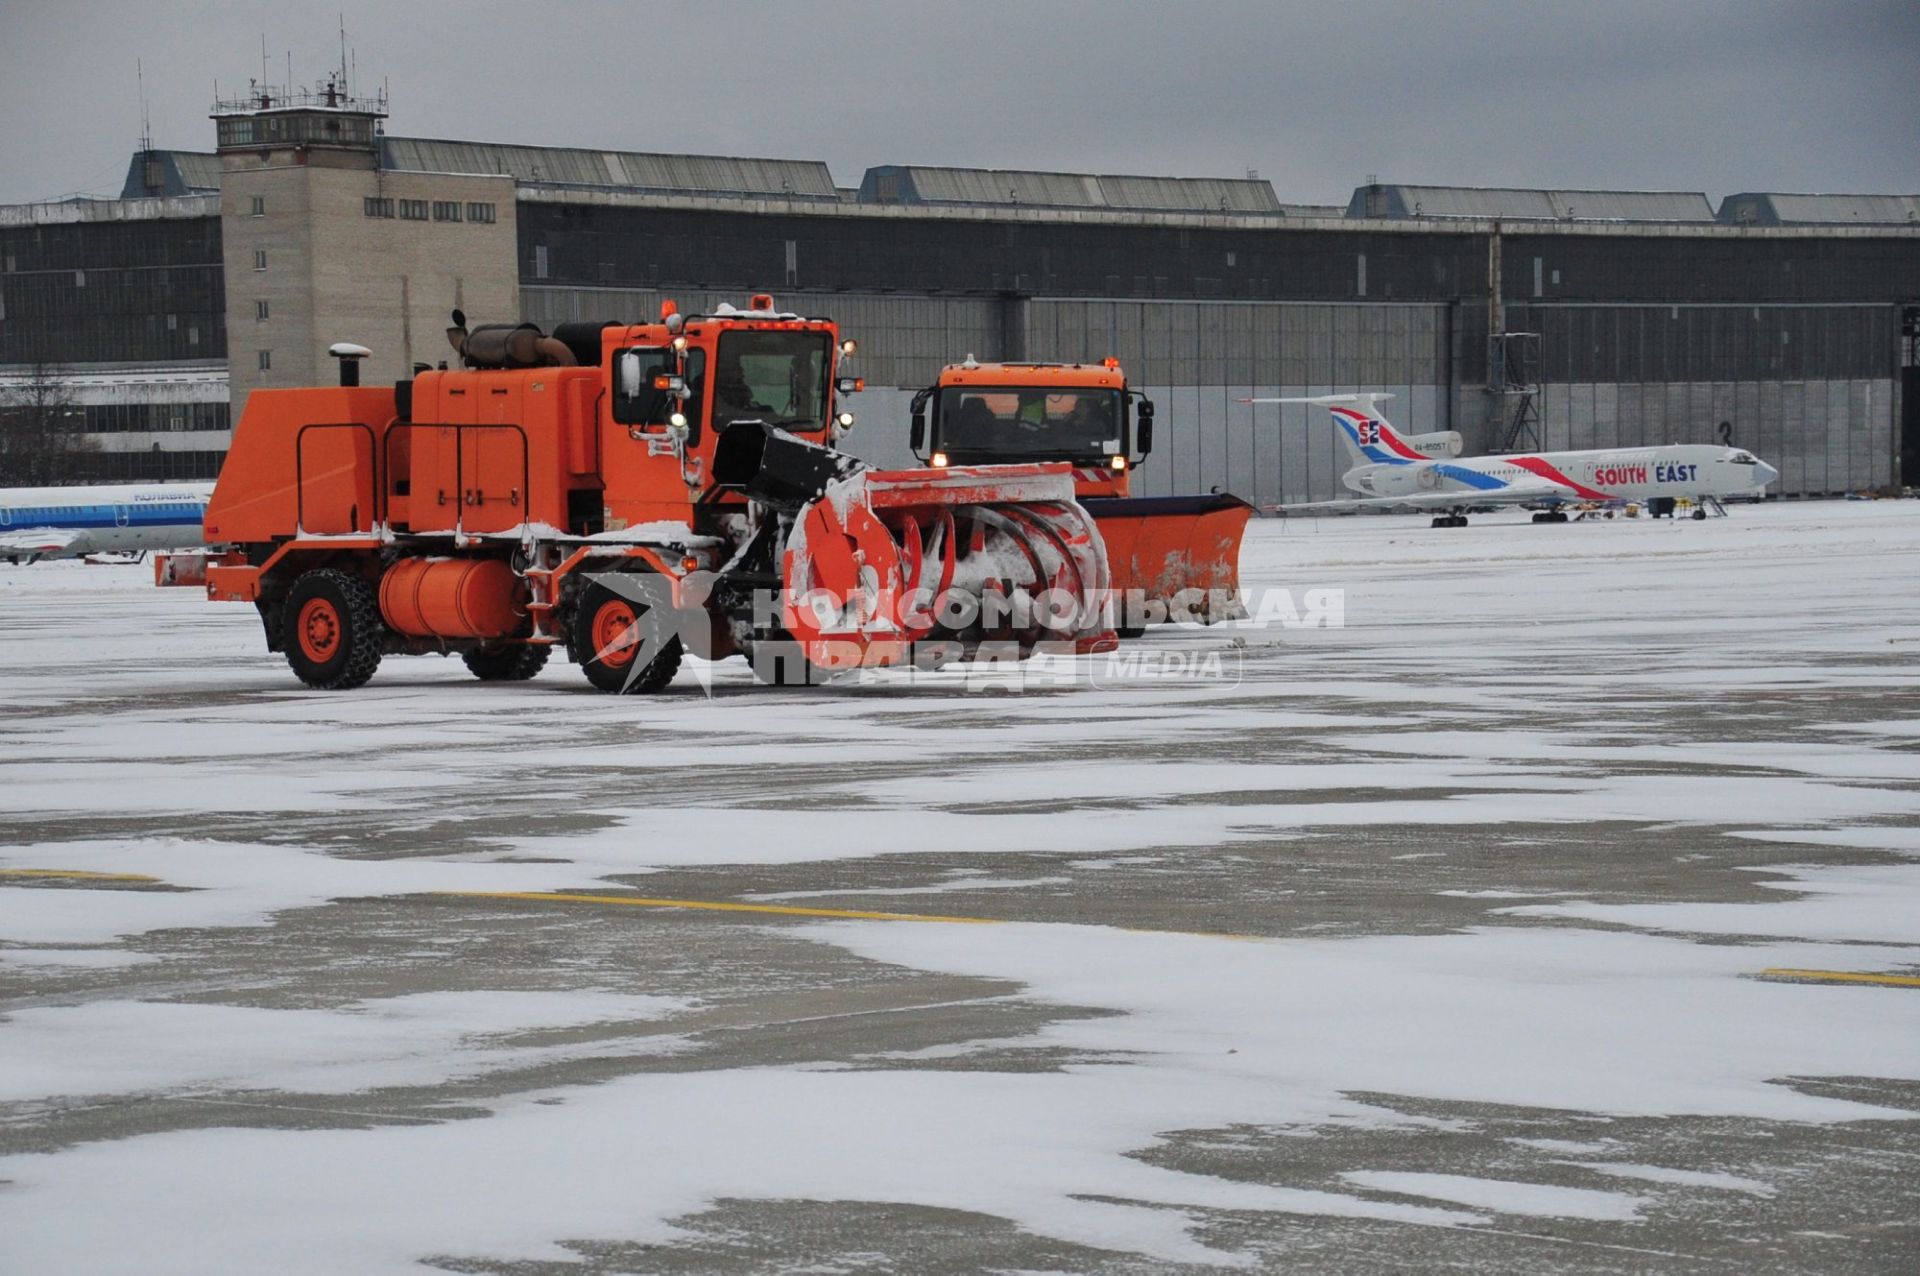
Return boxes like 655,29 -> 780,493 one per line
1431,464 -> 1508,491
0,503 -> 206,532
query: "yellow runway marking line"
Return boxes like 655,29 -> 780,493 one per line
1759,967 -> 1920,989
439,890 -> 1004,926
0,868 -> 160,884
442,890 -> 1270,942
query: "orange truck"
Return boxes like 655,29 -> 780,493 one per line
160,296 -> 1114,691
909,360 -> 1253,633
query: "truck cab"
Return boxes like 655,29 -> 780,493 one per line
910,359 -> 1152,500
908,357 -> 1251,631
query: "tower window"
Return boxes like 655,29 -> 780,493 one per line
363,196 -> 395,219
399,200 -> 429,221
253,250 -> 267,271
255,300 -> 269,321
432,201 -> 462,222
258,350 -> 272,371
249,195 -> 265,216
466,202 -> 496,224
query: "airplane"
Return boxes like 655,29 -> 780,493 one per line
1244,394 -> 1778,527
0,481 -> 212,563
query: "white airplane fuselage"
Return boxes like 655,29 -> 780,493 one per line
1345,444 -> 1778,504
0,482 -> 213,562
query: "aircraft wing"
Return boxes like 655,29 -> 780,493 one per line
1267,481 -> 1574,515
0,527 -> 83,557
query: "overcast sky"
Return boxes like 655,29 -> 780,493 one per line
1,0 -> 1914,207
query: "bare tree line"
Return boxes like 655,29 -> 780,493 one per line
0,362 -> 98,486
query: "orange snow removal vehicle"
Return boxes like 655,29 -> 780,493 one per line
160,296 -> 1114,691
909,360 -> 1253,633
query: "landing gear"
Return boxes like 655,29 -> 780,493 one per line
1531,510 -> 1569,524
1431,514 -> 1469,528
282,568 -> 383,690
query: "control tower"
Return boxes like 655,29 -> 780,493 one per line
212,75 -> 388,170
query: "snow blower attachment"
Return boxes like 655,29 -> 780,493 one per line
162,296 -> 1113,692
909,359 -> 1253,633
714,422 -> 1113,671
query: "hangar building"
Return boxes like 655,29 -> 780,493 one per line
1,81 -> 1915,503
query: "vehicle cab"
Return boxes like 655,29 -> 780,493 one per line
600,296 -> 861,530
909,359 -> 1153,499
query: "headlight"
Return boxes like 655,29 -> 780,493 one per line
931,451 -> 949,468
837,412 -> 855,429
839,339 -> 858,356
1110,455 -> 1127,470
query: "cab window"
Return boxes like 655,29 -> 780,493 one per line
612,346 -> 706,438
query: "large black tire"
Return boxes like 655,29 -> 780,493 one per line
572,579 -> 682,694
283,568 -> 384,690
463,643 -> 550,682
745,638 -> 830,687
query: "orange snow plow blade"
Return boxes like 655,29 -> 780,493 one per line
1085,493 -> 1255,627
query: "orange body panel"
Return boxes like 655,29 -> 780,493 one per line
206,563 -> 263,603
203,388 -> 397,544
401,368 -> 599,536
379,557 -> 526,639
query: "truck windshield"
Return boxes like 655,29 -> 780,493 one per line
934,387 -> 1124,462
712,330 -> 831,432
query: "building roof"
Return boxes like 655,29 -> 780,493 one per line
1348,184 -> 1716,223
377,137 -> 840,201
1719,192 -> 1920,226
858,165 -> 1285,214
119,151 -> 222,199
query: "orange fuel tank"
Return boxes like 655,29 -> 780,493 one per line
379,557 -> 526,640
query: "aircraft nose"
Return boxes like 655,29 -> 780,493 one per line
1754,461 -> 1779,487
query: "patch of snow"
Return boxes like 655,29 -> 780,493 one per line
0,991 -> 692,1102
1500,862 -> 1920,945
745,875 -> 1072,902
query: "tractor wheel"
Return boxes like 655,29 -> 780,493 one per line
745,638 -> 828,687
463,643 -> 550,682
573,579 -> 682,694
283,568 -> 384,690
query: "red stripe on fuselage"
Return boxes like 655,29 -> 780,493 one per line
1505,454 -> 1612,498
1508,456 -> 1613,500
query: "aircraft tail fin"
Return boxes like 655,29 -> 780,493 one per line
1240,393 -> 1460,466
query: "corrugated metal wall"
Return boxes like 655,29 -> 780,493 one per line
522,286 -> 1898,501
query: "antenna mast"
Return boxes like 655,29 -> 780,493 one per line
136,58 -> 152,153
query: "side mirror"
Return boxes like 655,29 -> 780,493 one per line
617,350 -> 644,399
1136,398 -> 1155,456
910,409 -> 926,453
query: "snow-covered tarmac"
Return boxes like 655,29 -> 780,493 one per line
2,500 -> 1918,1273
